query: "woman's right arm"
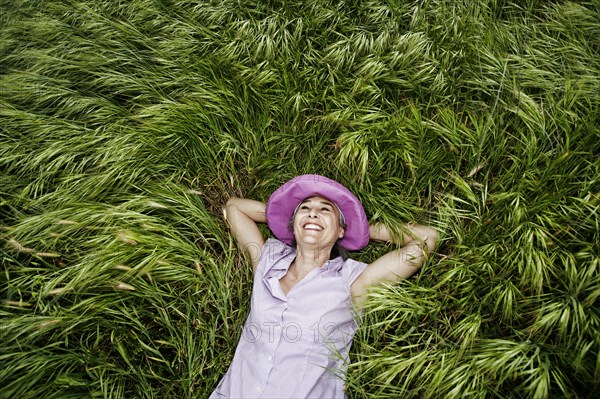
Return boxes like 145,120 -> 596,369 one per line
223,197 -> 266,272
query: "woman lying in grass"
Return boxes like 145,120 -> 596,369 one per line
211,175 -> 438,398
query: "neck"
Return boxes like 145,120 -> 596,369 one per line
293,243 -> 332,272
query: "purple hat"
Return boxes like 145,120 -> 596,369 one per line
265,174 -> 369,250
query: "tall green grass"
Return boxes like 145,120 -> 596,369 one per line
1,0 -> 599,398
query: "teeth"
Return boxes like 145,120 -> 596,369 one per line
304,223 -> 323,231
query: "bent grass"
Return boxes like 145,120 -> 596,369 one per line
1,0 -> 599,398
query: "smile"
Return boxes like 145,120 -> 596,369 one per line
303,223 -> 324,231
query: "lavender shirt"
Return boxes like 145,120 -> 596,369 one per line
210,238 -> 367,399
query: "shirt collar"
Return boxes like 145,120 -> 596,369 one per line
266,244 -> 345,275
322,256 -> 344,272
265,244 -> 295,274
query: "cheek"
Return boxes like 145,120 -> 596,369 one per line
332,217 -> 344,236
289,215 -> 299,232
328,215 -> 340,230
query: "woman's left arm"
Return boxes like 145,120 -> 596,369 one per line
351,222 -> 438,303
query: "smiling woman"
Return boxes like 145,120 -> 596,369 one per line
293,196 -> 345,249
213,174 -> 438,398
288,196 -> 351,262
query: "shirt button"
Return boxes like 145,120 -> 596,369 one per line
256,386 -> 261,391
267,355 -> 273,361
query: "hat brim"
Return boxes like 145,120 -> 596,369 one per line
266,174 -> 369,251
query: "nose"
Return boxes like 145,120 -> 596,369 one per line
308,208 -> 318,218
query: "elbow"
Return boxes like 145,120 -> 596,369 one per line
426,227 -> 439,252
223,197 -> 242,220
224,197 -> 245,212
225,197 -> 241,207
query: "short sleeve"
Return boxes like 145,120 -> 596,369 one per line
255,238 -> 293,276
343,258 -> 368,286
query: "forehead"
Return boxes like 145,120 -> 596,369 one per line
300,195 -> 335,207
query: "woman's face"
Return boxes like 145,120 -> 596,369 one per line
292,195 -> 345,248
